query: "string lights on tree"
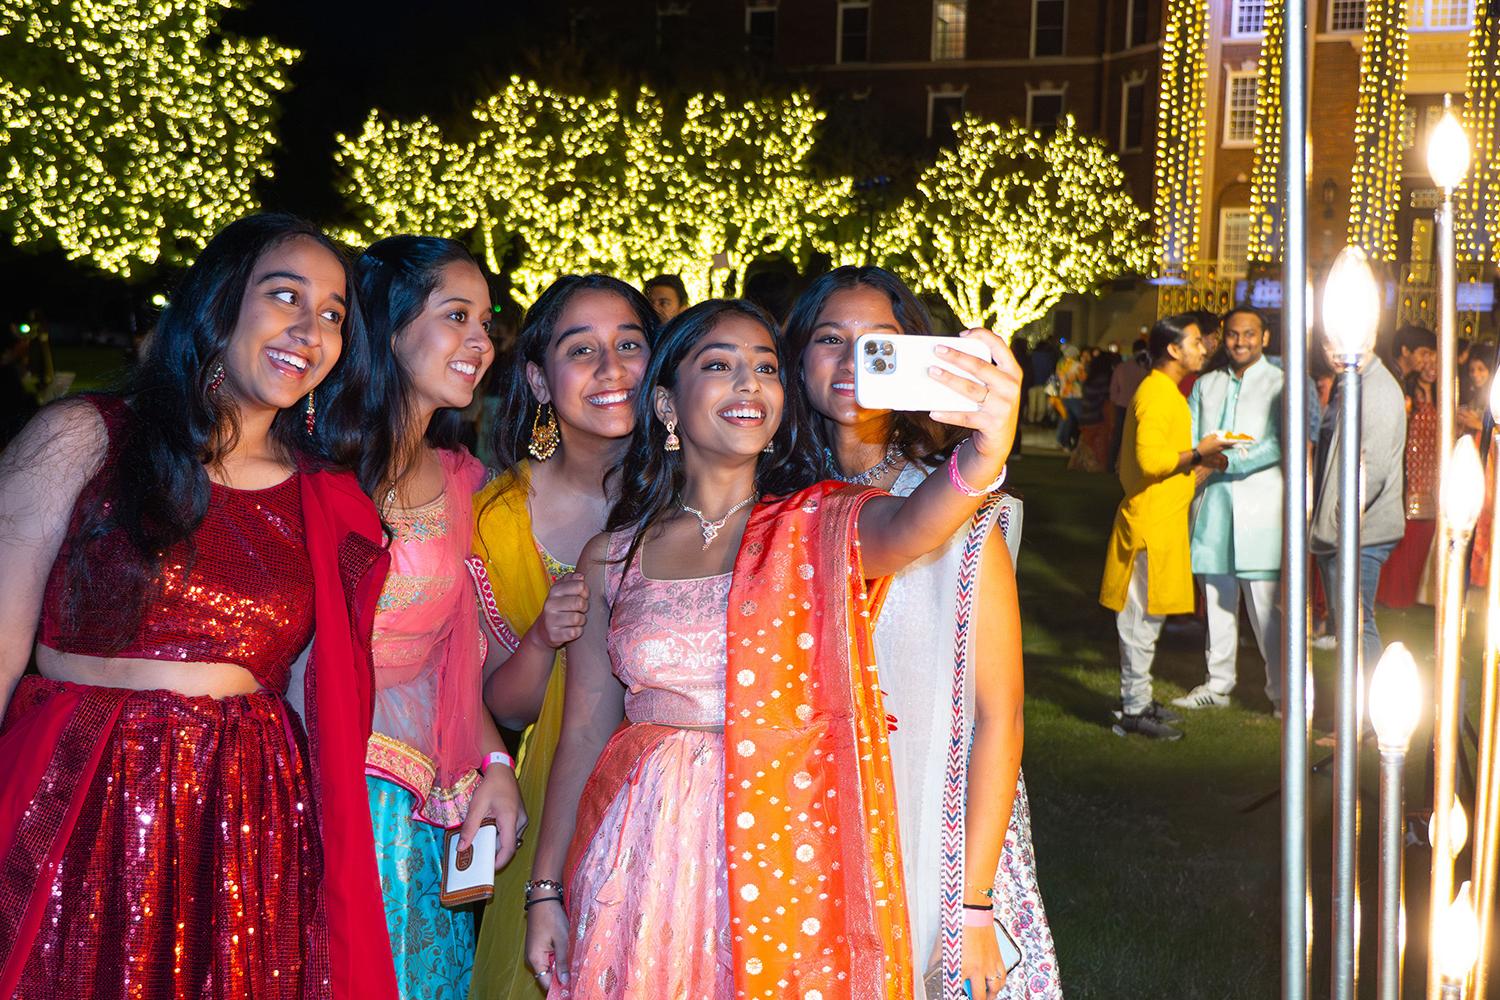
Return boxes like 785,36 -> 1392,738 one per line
1346,0 -> 1409,262
333,112 -> 480,249
879,114 -> 1151,337
1457,4 -> 1499,265
1153,0 -> 1210,277
0,0 -> 298,276
1248,1 -> 1285,265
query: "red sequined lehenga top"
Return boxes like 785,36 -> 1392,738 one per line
0,395 -> 400,1000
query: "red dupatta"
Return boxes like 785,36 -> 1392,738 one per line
298,464 -> 401,999
725,482 -> 914,999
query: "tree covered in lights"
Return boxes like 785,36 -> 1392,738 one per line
334,112 -> 480,248
0,0 -> 298,276
877,115 -> 1151,337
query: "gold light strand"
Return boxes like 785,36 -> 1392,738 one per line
1152,0 -> 1210,276
0,0 -> 298,276
1248,1 -> 1286,264
876,114 -> 1151,335
333,113 -> 480,248
1457,5 -> 1499,265
1347,0 -> 1409,261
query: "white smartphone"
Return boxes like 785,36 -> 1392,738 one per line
853,332 -> 992,413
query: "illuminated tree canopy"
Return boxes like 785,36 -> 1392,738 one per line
334,79 -> 843,304
878,115 -> 1151,337
0,0 -> 298,276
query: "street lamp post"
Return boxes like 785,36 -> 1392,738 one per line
1323,243 -> 1382,1000
1426,96 -> 1474,1000
1371,642 -> 1423,1000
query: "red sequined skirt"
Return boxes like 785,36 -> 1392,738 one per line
0,676 -> 330,999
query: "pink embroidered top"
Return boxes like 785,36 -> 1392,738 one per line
603,532 -> 728,729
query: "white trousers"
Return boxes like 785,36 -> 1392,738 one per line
1201,574 -> 1282,704
1117,552 -> 1164,715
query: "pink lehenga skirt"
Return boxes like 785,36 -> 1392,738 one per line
554,725 -> 730,999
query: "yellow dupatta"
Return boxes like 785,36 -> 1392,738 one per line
469,463 -> 570,1000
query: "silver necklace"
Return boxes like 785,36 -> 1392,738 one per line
832,444 -> 905,486
678,495 -> 757,549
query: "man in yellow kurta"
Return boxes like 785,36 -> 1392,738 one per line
1100,314 -> 1231,739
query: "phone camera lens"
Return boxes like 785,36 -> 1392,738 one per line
863,341 -> 878,356
872,358 -> 887,372
879,342 -> 894,357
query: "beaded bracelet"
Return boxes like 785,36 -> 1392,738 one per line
479,750 -> 515,776
525,878 -> 564,899
947,444 -> 1007,497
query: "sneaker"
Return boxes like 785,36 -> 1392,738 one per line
1171,685 -> 1231,710
1144,700 -> 1184,725
1112,710 -> 1184,741
1311,634 -> 1337,651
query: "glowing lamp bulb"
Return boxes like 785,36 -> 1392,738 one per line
1437,881 -> 1479,983
1441,435 -> 1485,535
1368,642 -> 1421,750
1428,800 -> 1470,857
1322,245 -> 1380,360
1427,108 -> 1472,191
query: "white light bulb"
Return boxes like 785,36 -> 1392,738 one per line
1441,435 -> 1485,534
1321,245 -> 1380,360
1368,642 -> 1421,750
1437,881 -> 1479,982
1427,108 -> 1471,191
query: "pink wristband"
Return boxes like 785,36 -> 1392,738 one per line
479,750 -> 515,775
963,906 -> 996,928
947,445 -> 1006,497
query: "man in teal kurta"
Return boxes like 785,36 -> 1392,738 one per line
1174,307 -> 1285,712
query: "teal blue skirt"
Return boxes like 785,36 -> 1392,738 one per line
367,775 -> 476,999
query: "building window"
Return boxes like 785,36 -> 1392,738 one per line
1120,79 -> 1146,152
838,1 -> 871,63
932,0 -> 968,60
1032,0 -> 1065,57
1222,70 -> 1258,147
1218,208 -> 1254,278
746,2 -> 776,60
1410,0 -> 1474,30
1230,0 -> 1266,36
1328,0 -> 1367,30
928,89 -> 966,138
1126,0 -> 1150,47
1028,89 -> 1066,134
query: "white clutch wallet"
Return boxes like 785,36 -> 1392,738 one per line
440,818 -> 496,908
921,918 -> 1024,999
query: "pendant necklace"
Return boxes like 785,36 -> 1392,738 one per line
832,443 -> 906,487
679,495 -> 757,549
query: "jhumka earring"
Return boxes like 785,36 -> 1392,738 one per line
304,390 -> 316,435
529,403 -> 560,461
664,419 -> 681,452
763,438 -> 775,454
207,361 -> 226,394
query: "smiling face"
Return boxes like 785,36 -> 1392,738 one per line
220,235 -> 348,415
799,285 -> 898,436
526,288 -> 651,445
656,313 -> 783,463
1224,311 -> 1268,373
1469,355 -> 1492,391
393,260 -> 495,415
1168,323 -> 1207,373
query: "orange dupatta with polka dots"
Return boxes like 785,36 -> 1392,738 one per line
725,482 -> 913,999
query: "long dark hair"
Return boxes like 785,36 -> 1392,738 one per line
319,235 -> 482,499
781,266 -> 962,476
605,299 -> 822,567
488,274 -> 659,485
61,213 -> 369,644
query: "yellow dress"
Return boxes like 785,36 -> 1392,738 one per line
1098,369 -> 1196,615
470,464 -> 571,1000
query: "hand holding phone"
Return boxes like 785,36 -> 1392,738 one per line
853,332 -> 993,413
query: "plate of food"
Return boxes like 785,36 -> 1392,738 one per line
1216,431 -> 1256,445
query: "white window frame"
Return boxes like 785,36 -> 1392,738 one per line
1027,88 -> 1067,131
1327,0 -> 1367,31
1124,0 -> 1148,48
1120,78 -> 1146,152
932,0 -> 969,61
1409,0 -> 1474,31
1030,0 -> 1066,58
1221,69 -> 1258,147
927,87 -> 967,138
745,2 -> 777,55
837,1 -> 872,64
1229,0 -> 1266,37
1218,207 -> 1255,278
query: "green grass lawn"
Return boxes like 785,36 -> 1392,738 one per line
1011,451 -> 1483,999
